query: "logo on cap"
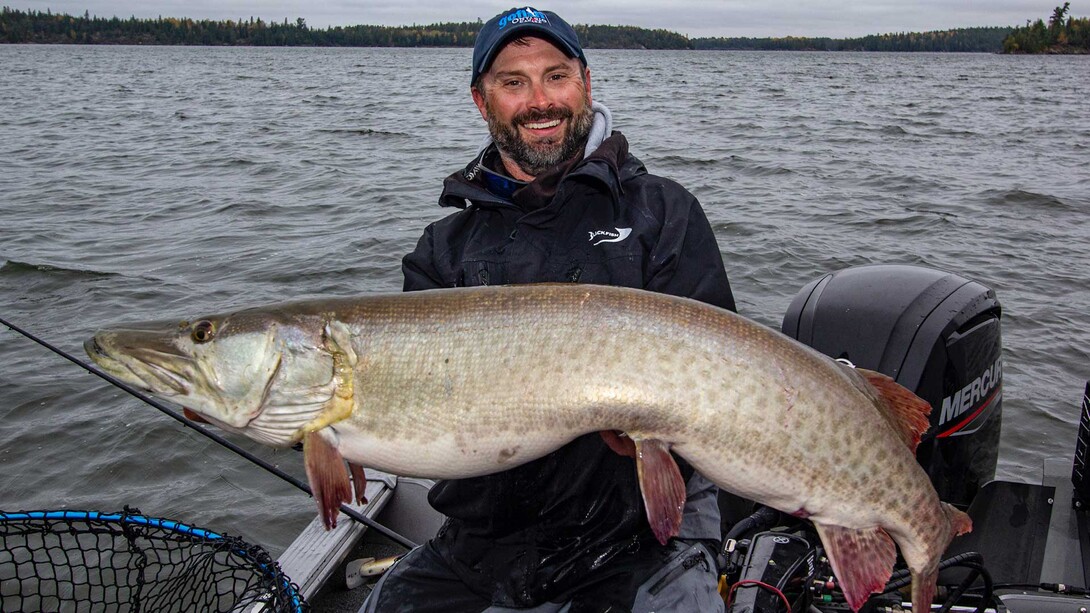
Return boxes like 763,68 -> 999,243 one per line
498,7 -> 549,30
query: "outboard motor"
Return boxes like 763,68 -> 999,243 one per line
781,264 -> 1002,509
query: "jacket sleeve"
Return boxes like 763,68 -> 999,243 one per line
402,223 -> 448,292
644,190 -> 737,313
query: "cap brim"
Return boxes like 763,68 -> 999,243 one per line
475,27 -> 584,81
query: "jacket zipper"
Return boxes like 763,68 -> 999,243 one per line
647,550 -> 708,596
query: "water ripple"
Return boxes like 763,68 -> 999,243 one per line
1,46 -> 1088,551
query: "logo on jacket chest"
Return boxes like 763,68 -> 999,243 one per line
588,227 -> 632,246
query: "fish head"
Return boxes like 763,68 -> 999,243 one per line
85,306 -> 338,444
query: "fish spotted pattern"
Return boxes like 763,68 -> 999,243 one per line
85,283 -> 970,611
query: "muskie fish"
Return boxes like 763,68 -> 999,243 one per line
85,283 -> 970,611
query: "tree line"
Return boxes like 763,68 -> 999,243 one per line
0,8 -> 689,48
1002,3 -> 1090,52
0,5 -> 1085,52
0,9 -> 477,46
693,28 -> 1013,52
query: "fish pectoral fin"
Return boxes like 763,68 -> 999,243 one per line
632,436 -> 686,545
348,462 -> 369,505
857,368 -> 931,452
304,430 -> 353,530
600,430 -> 637,458
813,522 -> 896,612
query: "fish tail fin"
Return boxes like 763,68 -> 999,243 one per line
813,523 -> 897,612
910,566 -> 938,613
910,503 -> 972,611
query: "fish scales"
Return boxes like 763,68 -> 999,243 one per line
334,287 -> 718,476
85,283 -> 969,612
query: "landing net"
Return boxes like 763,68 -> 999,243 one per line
0,508 -> 306,612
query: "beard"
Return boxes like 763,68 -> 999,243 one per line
486,93 -> 595,178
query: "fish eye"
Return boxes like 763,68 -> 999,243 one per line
191,320 -> 215,343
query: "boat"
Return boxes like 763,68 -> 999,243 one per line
281,264 -> 1090,612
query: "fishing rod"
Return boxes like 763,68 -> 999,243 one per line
0,315 -> 418,550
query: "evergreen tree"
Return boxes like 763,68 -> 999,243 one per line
1004,3 -> 1089,52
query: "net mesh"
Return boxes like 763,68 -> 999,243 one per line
0,508 -> 306,612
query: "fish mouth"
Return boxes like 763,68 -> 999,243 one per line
84,335 -> 192,396
84,336 -> 109,361
84,336 -> 133,380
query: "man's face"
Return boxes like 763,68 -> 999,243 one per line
472,36 -> 594,181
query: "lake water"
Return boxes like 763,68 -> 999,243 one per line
1,45 -> 1088,556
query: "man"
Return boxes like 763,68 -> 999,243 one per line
362,7 -> 734,612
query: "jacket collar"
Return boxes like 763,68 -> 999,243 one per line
439,131 -> 637,211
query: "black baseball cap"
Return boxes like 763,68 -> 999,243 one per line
471,7 -> 587,85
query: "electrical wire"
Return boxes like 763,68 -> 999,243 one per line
727,579 -> 793,612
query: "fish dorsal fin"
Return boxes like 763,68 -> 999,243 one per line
813,522 -> 897,612
856,368 -> 931,452
631,436 -> 686,545
304,430 -> 353,530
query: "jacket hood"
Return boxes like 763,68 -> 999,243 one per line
439,102 -> 645,211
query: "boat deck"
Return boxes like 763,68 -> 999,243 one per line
275,472 -> 441,612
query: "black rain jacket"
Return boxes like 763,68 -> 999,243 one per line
400,132 -> 735,608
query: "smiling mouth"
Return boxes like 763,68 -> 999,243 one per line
523,119 -> 562,130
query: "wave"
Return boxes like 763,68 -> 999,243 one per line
879,125 -> 909,136
869,212 -> 953,227
655,154 -> 722,168
733,162 -> 795,177
0,259 -> 119,280
923,127 -> 978,138
978,188 -> 1076,211
317,127 -> 410,138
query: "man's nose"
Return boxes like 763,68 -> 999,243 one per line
526,80 -> 552,110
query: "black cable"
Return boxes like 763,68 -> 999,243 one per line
882,567 -> 913,592
0,315 -> 418,550
883,551 -> 985,592
972,581 -> 1090,594
879,552 -> 995,613
724,505 -> 782,542
876,549 -> 998,610
936,561 -> 992,613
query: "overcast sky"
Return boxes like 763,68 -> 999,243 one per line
19,1 -> 1071,38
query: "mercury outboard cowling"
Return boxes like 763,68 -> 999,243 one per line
781,264 -> 1002,509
